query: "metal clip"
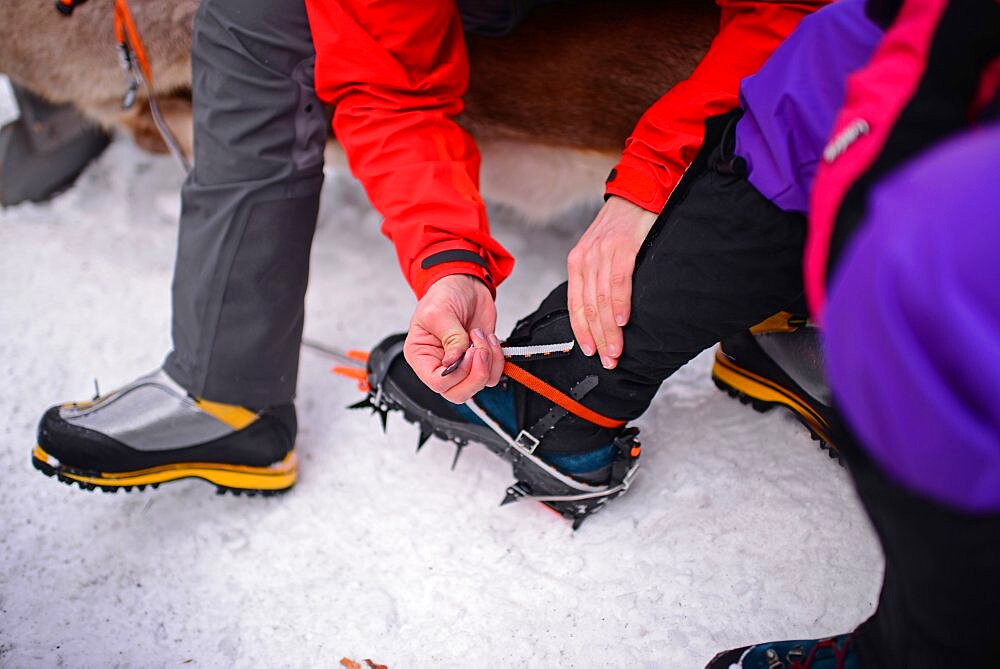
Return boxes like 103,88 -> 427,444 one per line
121,79 -> 138,110
514,430 -> 540,454
116,43 -> 139,109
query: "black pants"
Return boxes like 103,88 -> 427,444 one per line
510,112 -> 808,453
510,112 -> 1000,665
840,434 -> 1000,668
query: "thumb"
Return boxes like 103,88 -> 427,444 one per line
428,313 -> 471,368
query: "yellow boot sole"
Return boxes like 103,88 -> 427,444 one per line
31,445 -> 296,495
711,348 -> 840,458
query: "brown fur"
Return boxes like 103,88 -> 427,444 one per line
0,0 -> 195,133
0,0 -> 714,152
462,0 -> 717,150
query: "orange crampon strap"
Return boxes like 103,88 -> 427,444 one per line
345,350 -> 370,363
332,365 -> 371,393
502,361 -> 625,430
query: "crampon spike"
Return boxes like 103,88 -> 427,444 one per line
416,429 -> 432,453
348,397 -> 373,411
500,486 -> 522,506
378,407 -> 388,432
450,443 -> 465,470
571,515 -> 587,531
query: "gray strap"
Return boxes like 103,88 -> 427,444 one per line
520,375 -> 599,452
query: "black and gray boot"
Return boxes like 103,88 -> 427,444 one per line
33,368 -> 297,494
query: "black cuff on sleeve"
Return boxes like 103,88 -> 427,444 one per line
420,249 -> 488,270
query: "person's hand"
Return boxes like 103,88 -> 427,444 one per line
404,274 -> 505,403
567,195 -> 657,369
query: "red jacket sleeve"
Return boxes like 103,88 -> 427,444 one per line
305,0 -> 514,298
605,0 -> 827,213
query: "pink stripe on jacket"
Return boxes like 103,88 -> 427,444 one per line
804,0 -> 948,319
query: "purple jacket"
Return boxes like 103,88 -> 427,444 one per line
824,121 -> 1000,512
739,0 -> 1000,511
733,0 -> 882,214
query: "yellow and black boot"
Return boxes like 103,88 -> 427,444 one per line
32,369 -> 297,494
711,312 -> 844,459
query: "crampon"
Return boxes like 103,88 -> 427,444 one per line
328,335 -> 640,530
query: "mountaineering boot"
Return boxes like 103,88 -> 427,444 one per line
360,334 -> 640,529
32,368 -> 297,495
706,633 -> 858,669
711,312 -> 844,459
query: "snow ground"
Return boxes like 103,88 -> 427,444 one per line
0,138 -> 883,668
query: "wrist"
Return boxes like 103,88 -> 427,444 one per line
603,195 -> 659,235
424,272 -> 492,298
604,157 -> 675,214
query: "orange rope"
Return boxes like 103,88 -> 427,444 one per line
502,361 -> 625,430
113,0 -> 152,85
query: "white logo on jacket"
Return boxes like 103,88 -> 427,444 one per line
823,118 -> 870,164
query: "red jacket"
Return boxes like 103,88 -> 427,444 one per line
306,0 -> 825,297
306,0 -> 513,298
605,0 -> 827,212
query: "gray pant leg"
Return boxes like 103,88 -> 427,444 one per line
164,0 -> 327,408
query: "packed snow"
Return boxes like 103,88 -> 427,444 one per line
0,137 -> 883,667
